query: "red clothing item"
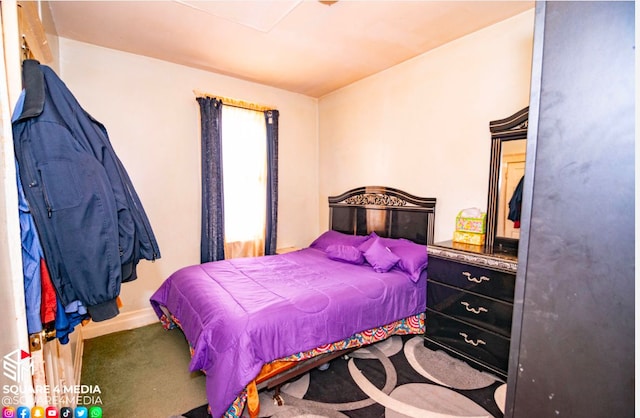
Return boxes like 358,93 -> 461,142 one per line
40,259 -> 57,324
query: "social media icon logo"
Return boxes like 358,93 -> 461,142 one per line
30,407 -> 43,418
16,406 -> 29,418
44,407 -> 57,418
73,407 -> 86,418
87,408 -> 100,418
59,408 -> 72,418
2,407 -> 16,418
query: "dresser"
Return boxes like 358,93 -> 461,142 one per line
424,240 -> 517,380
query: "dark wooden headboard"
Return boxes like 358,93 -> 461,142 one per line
328,186 -> 436,245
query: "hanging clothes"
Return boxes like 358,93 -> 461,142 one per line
508,176 -> 525,228
16,161 -> 43,335
14,86 -> 90,344
54,298 -> 88,345
13,90 -> 42,335
12,60 -> 161,322
39,259 -> 57,325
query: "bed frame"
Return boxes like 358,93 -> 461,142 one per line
256,185 -> 437,403
328,185 -> 436,245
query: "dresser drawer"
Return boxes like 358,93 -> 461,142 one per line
427,281 -> 513,337
427,256 -> 515,302
425,310 -> 510,376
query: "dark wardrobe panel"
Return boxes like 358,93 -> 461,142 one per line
506,2 -> 634,417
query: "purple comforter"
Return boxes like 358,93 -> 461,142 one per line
150,247 -> 426,417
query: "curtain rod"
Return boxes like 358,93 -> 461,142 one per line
193,90 -> 274,112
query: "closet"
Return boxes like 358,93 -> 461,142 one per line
506,2 -> 634,417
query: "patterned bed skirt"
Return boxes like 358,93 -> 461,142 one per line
158,311 -> 426,417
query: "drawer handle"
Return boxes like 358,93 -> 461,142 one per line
459,332 -> 486,347
460,301 -> 488,314
463,271 -> 490,283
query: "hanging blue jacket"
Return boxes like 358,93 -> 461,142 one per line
13,91 -> 42,334
12,60 -> 160,322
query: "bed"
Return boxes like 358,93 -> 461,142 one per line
150,186 -> 436,417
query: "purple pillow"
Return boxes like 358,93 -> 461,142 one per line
379,237 -> 428,282
325,245 -> 365,265
309,230 -> 371,252
356,232 -> 379,253
362,237 -> 401,273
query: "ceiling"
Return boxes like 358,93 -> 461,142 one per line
43,1 -> 534,98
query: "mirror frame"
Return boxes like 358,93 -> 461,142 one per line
485,107 -> 529,254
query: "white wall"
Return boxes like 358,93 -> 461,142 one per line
56,38 -> 320,319
318,10 -> 535,242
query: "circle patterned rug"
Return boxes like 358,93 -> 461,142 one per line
182,335 -> 506,418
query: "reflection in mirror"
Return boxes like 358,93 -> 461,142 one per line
485,107 -> 528,254
496,139 -> 526,239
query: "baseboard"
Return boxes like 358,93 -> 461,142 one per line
81,307 -> 159,340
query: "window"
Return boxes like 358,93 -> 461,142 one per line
197,96 -> 279,262
221,105 -> 267,258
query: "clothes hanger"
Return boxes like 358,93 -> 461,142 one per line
21,35 -> 32,62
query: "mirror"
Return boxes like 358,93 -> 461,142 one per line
485,107 -> 529,254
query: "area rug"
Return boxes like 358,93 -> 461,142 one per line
180,335 -> 506,418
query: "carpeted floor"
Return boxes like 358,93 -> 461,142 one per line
180,335 -> 506,418
81,323 -> 208,417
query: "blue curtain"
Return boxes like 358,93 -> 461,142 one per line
264,110 -> 279,255
197,97 -> 225,263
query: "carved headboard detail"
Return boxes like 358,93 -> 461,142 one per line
328,186 -> 436,245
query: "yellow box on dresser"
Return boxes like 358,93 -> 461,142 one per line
453,230 -> 486,246
455,210 -> 487,234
